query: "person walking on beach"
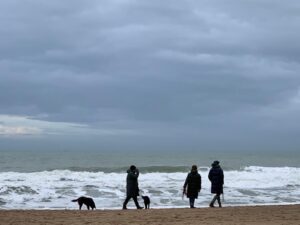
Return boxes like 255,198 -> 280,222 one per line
122,165 -> 143,209
183,165 -> 202,208
208,160 -> 224,208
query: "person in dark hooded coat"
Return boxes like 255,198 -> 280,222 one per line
208,160 -> 224,207
183,165 -> 202,208
122,165 -> 143,209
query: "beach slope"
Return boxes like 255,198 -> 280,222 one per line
0,205 -> 299,225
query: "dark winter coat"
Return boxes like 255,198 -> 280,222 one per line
208,165 -> 224,194
126,169 -> 140,197
183,171 -> 201,198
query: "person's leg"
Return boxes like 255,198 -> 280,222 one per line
133,196 -> 143,209
209,195 -> 218,207
217,194 -> 222,207
123,196 -> 131,209
189,197 -> 195,208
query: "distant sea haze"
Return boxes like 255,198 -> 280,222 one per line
0,149 -> 299,209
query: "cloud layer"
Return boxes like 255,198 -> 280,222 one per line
1,0 -> 300,151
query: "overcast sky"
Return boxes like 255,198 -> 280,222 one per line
1,0 -> 300,152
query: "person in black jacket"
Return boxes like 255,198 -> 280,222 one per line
208,160 -> 224,207
122,165 -> 143,209
183,165 -> 202,208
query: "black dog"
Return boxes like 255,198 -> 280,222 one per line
72,196 -> 96,210
142,196 -> 150,209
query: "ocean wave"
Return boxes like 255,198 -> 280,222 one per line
41,166 -> 240,173
5,165 -> 298,173
41,166 -> 208,173
0,166 -> 299,209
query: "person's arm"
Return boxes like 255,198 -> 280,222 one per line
183,174 -> 189,194
208,170 -> 212,181
135,168 -> 139,177
128,169 -> 139,179
199,175 -> 202,191
221,169 -> 224,185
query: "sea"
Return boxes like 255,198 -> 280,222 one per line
0,149 -> 299,210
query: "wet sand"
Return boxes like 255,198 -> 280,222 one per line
0,205 -> 299,225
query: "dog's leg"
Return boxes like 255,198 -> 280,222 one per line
79,203 -> 83,210
87,205 -> 90,210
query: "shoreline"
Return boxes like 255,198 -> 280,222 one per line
0,202 -> 300,211
0,204 -> 299,225
1,202 -> 299,211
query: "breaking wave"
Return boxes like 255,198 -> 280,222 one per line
0,166 -> 299,209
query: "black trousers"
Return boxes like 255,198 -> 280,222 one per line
210,193 -> 222,207
189,197 -> 195,208
123,195 -> 141,208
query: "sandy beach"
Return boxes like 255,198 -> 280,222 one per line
0,205 -> 299,225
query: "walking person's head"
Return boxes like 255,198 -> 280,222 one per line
130,165 -> 136,171
211,160 -> 220,168
191,165 -> 197,172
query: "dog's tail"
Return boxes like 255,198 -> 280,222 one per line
71,199 -> 78,202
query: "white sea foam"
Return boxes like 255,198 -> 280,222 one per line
0,166 -> 299,209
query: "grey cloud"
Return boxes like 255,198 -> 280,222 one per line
0,0 -> 300,150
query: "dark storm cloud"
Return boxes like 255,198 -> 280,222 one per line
0,0 -> 300,150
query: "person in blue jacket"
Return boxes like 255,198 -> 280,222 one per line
208,160 -> 224,207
